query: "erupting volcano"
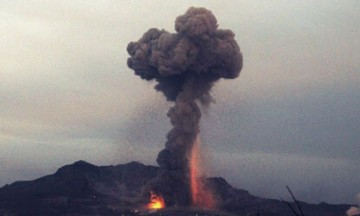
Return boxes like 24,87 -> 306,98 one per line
127,7 -> 243,208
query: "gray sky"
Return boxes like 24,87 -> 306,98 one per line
1,0 -> 359,204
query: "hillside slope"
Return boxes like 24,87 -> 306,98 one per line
0,161 -> 353,216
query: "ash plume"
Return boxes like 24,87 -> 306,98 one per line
127,7 -> 243,206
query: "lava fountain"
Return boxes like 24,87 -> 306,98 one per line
127,7 -> 243,208
190,136 -> 216,209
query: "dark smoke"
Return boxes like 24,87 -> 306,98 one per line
127,7 -> 243,206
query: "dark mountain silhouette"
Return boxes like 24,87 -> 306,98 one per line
0,161 -> 354,216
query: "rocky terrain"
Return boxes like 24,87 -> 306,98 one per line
0,160 -> 354,216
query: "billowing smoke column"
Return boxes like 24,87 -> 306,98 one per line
127,7 -> 243,206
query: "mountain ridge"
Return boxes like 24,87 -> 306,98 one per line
0,160 -> 355,216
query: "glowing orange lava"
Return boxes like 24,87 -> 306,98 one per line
147,191 -> 165,210
189,136 -> 217,209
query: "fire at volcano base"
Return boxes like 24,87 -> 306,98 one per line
127,7 -> 243,208
147,191 -> 166,210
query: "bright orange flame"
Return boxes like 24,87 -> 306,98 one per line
147,191 -> 165,210
189,136 -> 217,209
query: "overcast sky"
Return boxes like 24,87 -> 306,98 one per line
1,0 -> 359,205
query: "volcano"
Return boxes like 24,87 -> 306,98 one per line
0,160 -> 354,216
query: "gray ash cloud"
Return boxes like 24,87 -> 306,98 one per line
127,7 -> 243,206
